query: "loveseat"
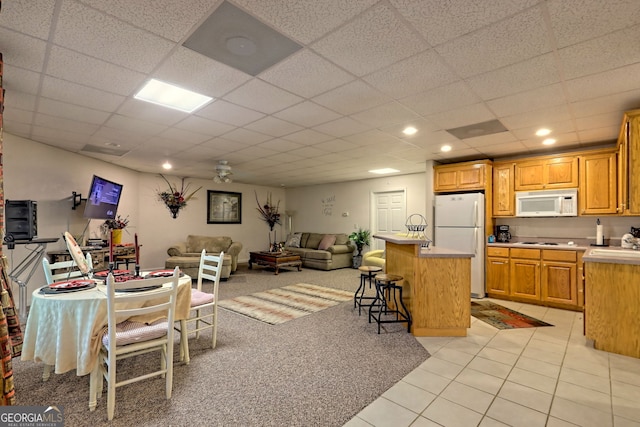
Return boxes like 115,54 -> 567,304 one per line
284,232 -> 355,270
165,235 -> 242,279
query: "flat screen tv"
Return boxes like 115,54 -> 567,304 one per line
83,175 -> 123,219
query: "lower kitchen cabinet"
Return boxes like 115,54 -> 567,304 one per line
486,246 -> 584,311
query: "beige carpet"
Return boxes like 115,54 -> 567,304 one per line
218,283 -> 353,324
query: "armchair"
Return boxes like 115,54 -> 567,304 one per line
363,249 -> 385,271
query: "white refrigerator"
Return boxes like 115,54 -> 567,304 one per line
434,192 -> 485,298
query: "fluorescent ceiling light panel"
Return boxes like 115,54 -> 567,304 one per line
369,168 -> 399,174
135,79 -> 213,113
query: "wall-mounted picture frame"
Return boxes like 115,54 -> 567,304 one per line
207,190 -> 242,224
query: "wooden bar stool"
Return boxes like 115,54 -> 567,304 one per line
368,274 -> 411,334
354,266 -> 382,315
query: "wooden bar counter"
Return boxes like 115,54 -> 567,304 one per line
374,234 -> 473,337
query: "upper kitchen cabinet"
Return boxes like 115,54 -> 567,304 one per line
433,160 -> 491,192
617,109 -> 640,215
579,149 -> 617,215
492,162 -> 515,217
514,156 -> 578,191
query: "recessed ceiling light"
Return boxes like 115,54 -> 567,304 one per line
542,138 -> 556,146
441,145 -> 452,152
369,168 -> 399,175
403,126 -> 417,136
536,128 -> 551,137
162,161 -> 172,170
135,79 -> 213,113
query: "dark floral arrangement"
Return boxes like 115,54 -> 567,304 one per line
158,175 -> 202,208
102,214 -> 129,230
255,191 -> 281,231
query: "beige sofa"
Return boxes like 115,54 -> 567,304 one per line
284,232 -> 355,270
165,235 -> 242,279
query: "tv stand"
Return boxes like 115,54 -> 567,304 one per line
5,237 -> 60,322
71,191 -> 86,210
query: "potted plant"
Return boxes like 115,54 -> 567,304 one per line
349,228 -> 371,257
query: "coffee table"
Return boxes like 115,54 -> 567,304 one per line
249,251 -> 302,275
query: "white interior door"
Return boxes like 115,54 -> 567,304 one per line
372,190 -> 406,250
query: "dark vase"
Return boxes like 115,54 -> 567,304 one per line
168,204 -> 181,219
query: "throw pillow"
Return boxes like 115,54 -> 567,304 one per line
285,233 -> 302,248
318,234 -> 336,250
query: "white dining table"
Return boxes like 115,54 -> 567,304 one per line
21,274 -> 192,377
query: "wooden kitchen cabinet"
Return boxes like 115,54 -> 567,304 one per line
579,150 -> 617,215
541,250 -> 577,306
486,247 -> 509,295
617,109 -> 640,215
492,162 -> 515,217
434,160 -> 490,192
509,248 -> 541,302
514,156 -> 578,191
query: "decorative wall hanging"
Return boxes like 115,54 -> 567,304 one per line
207,190 -> 241,224
158,175 -> 202,219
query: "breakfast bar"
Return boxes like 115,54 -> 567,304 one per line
374,234 -> 473,337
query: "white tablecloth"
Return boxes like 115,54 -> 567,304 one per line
21,275 -> 192,376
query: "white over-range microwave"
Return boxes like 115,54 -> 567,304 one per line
515,189 -> 578,217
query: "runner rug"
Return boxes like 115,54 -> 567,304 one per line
218,283 -> 353,325
471,301 -> 553,329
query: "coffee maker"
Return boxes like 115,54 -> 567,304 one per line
496,225 -> 511,243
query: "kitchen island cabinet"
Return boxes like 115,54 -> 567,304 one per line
374,234 -> 472,337
584,248 -> 640,358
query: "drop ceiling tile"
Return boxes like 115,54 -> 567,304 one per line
311,3 -> 427,76
138,136 -> 199,152
570,90 -> 640,118
175,116 -> 236,137
264,152 -> 306,163
196,100 -> 265,127
155,47 -> 252,98
34,113 -> 99,135
343,129 -> 402,146
256,138 -> 305,152
233,0 -> 377,44
288,145 -> 330,158
221,128 -> 271,144
104,114 -> 168,136
578,126 -> 620,144
510,120 -> 576,140
3,91 -> 36,112
157,127 -> 212,144
399,81 -> 479,117
226,145 -> 280,160
0,0 -> 56,39
41,76 -> 126,112
351,101 -> 422,128
486,84 -> 566,117
260,49 -> 354,98
2,65 -> 41,97
501,104 -> 573,130
90,128 -> 149,145
224,79 -> 303,114
116,99 -> 189,126
46,46 -> 147,96
378,118 -> 441,140
80,0 -> 217,42
312,117 -> 371,138
558,26 -> 640,80
574,112 -> 622,132
274,101 -> 341,127
435,7 -> 550,78
30,127 -> 88,148
37,99 -> 110,125
313,138 -> 359,153
478,141 -> 531,158
0,29 -> 47,72
391,0 -> 538,46
2,107 -> 34,125
565,62 -> 640,102
199,137 -> 250,153
54,1 -> 174,73
281,129 -> 333,145
312,80 -> 391,115
463,132 -> 518,149
426,103 -> 497,130
404,130 -> 460,149
547,0 -> 640,49
364,50 -> 458,98
244,116 -> 304,137
4,123 -> 32,139
466,53 -> 560,100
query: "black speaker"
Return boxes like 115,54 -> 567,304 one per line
4,200 -> 38,242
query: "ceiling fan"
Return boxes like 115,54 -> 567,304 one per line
213,160 -> 233,183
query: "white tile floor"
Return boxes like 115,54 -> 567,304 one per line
344,299 -> 640,427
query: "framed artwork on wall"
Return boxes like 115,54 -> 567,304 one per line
207,191 -> 242,224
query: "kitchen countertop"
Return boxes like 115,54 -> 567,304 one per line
488,241 -> 590,250
583,246 -> 640,265
373,233 -> 474,258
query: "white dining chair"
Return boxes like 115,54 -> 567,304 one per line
40,252 -> 93,381
89,267 -> 180,420
176,249 -> 223,365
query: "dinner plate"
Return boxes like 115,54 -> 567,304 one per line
115,285 -> 162,293
93,269 -> 131,278
144,269 -> 184,278
50,279 -> 95,289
